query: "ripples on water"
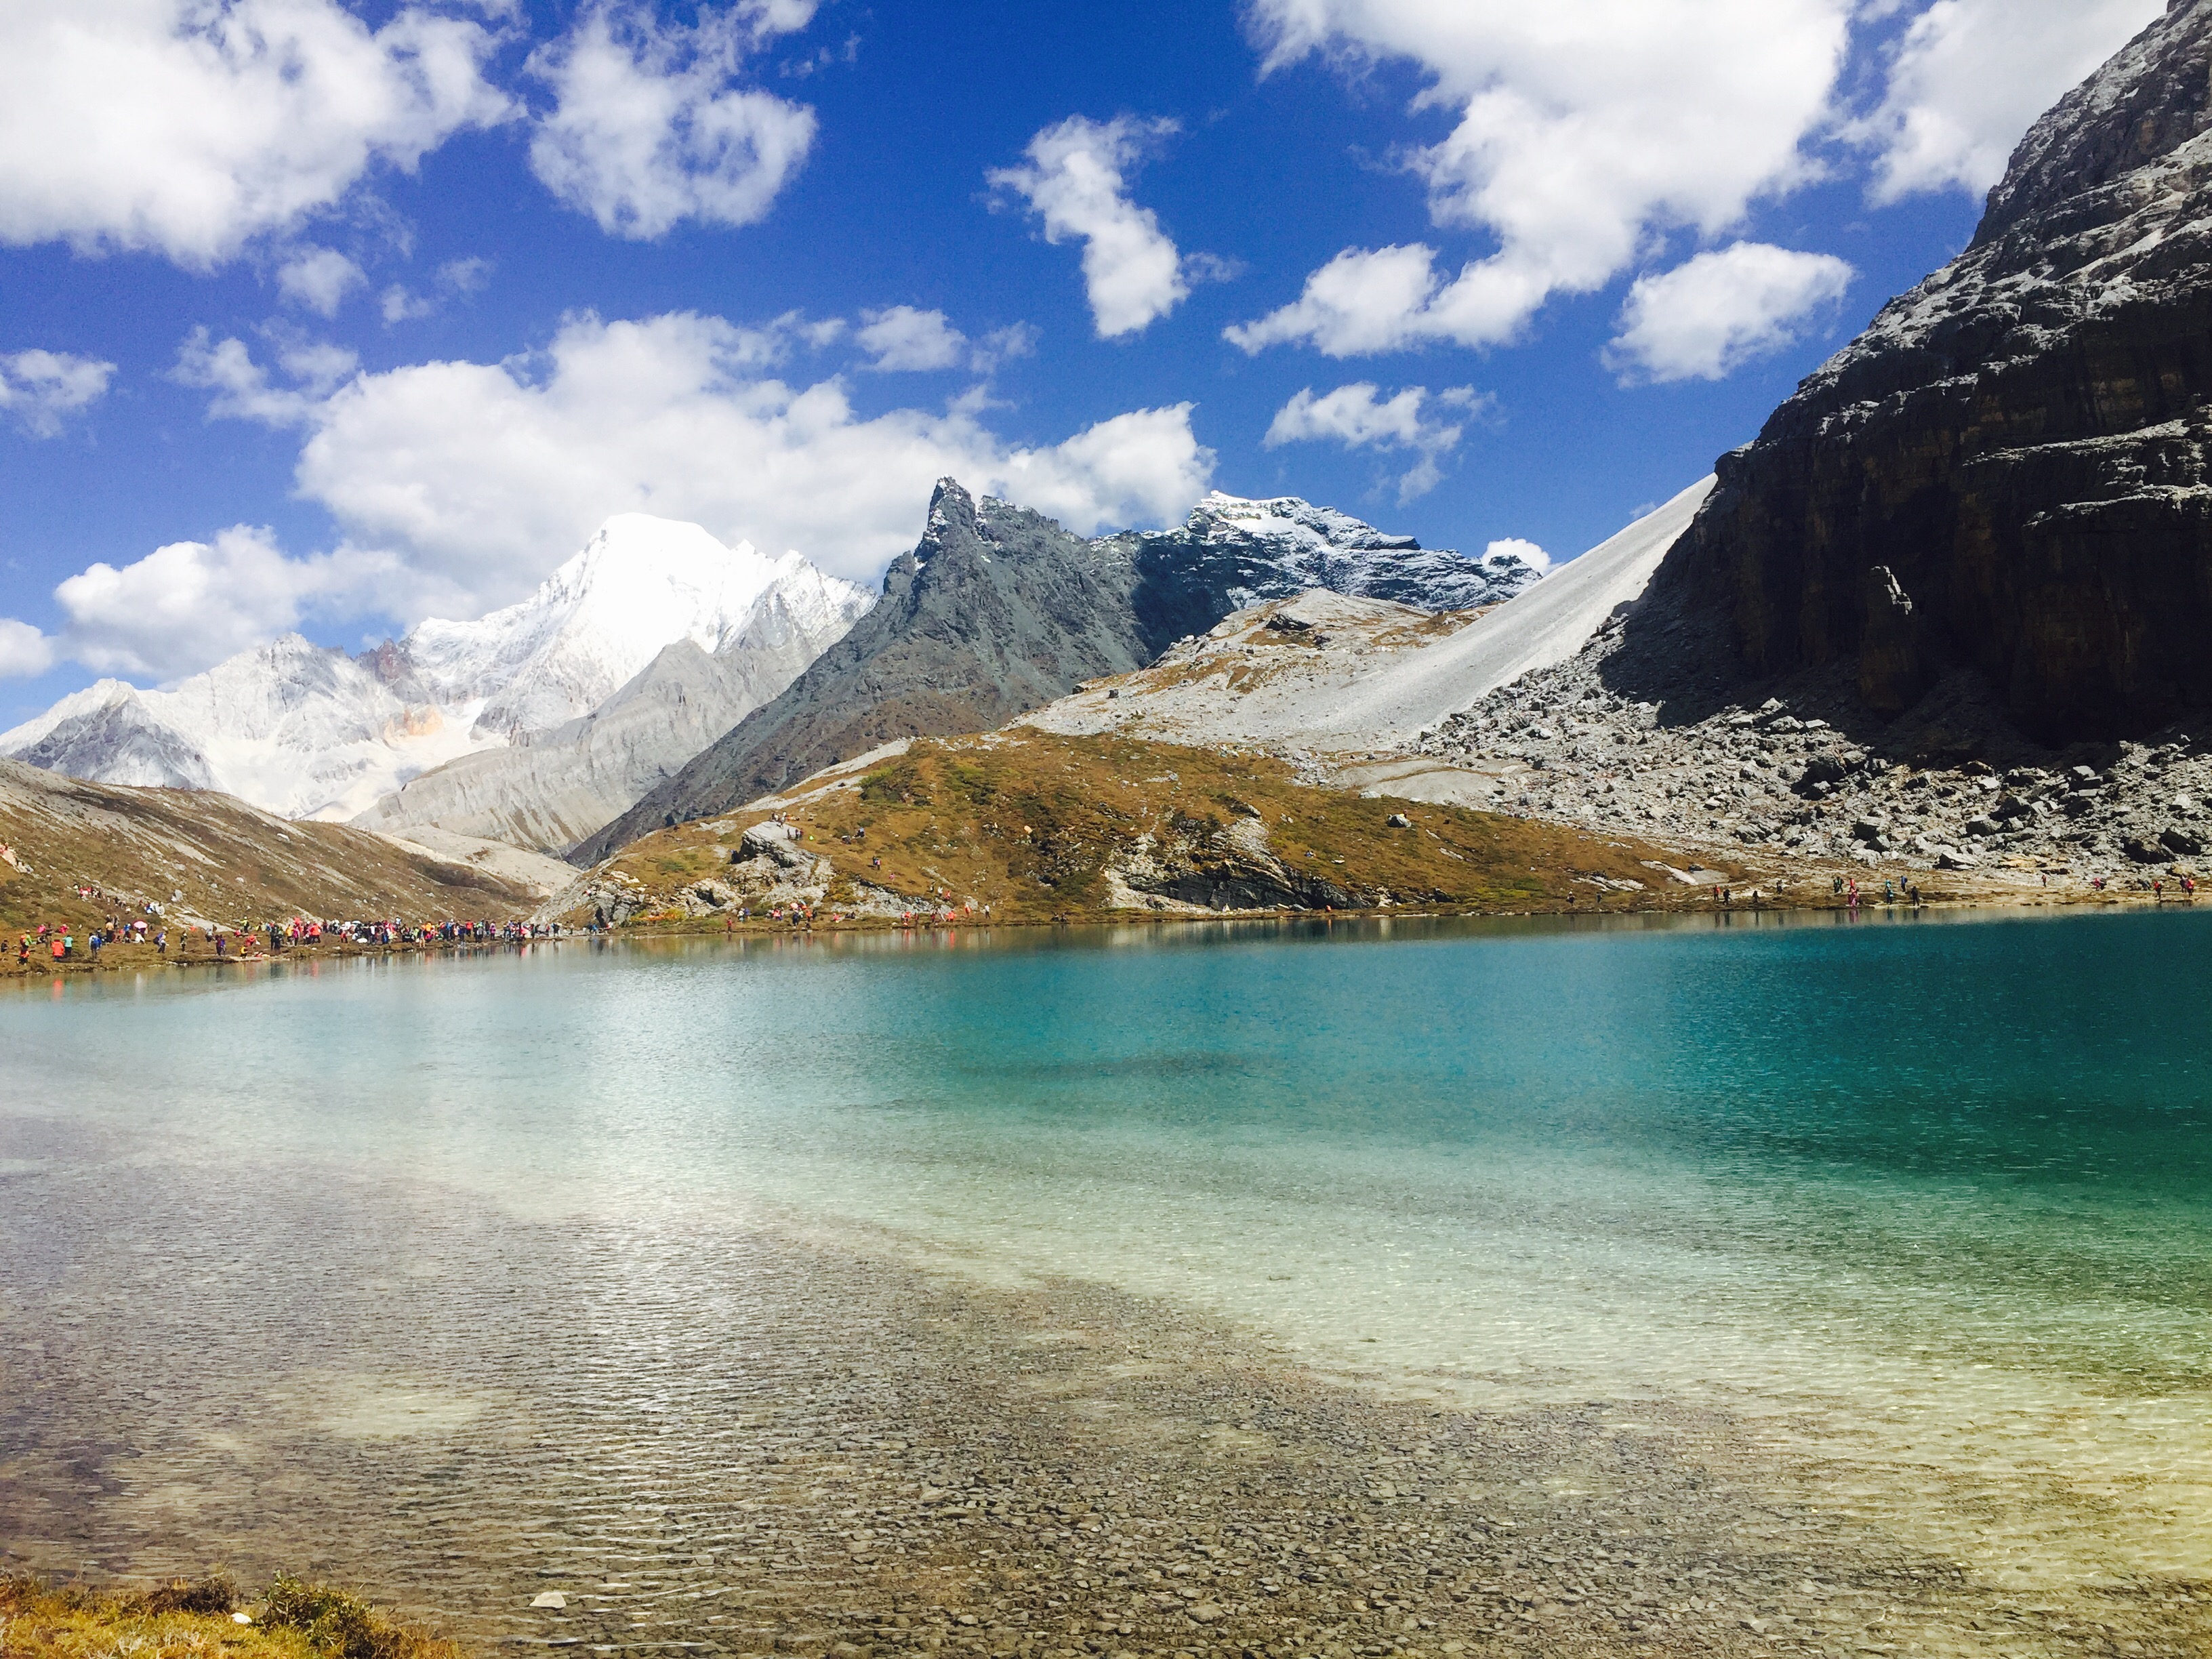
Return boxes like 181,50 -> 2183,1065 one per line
3,907 -> 2209,1654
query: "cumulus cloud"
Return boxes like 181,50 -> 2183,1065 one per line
855,306 -> 966,371
0,618 -> 57,678
172,326 -> 361,422
276,247 -> 365,315
48,527 -> 390,680
173,310 -> 1210,617
990,116 -> 1195,338
529,1 -> 819,239
0,0 -> 508,268
1229,0 -> 1853,354
0,350 -> 117,437
1605,242 -> 1853,384
853,307 -> 1039,374
1855,0 -> 2160,202
1263,381 -> 1483,501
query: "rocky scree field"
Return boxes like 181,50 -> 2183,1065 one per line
541,733 -> 1747,930
1406,570 -> 2212,892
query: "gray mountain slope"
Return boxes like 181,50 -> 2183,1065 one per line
572,479 -> 1156,862
357,578 -> 869,853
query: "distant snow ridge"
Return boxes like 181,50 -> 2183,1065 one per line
1167,492 -> 1542,613
0,516 -> 873,823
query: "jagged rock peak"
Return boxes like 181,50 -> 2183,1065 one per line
1975,0 -> 2212,246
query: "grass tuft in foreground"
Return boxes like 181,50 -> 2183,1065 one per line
0,1573 -> 463,1659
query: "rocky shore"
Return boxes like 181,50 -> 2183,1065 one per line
7,1171 -> 2205,1659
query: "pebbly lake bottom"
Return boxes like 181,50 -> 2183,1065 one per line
1,907 -> 2209,1658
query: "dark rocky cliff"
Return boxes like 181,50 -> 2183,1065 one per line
1664,0 -> 2212,741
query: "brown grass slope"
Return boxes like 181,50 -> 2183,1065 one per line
575,732 -> 1744,926
0,760 -> 541,937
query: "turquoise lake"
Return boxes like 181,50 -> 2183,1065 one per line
2,905 -> 2209,1643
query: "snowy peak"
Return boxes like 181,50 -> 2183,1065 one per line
403,513 -> 795,737
1128,490 -> 1542,625
1,514 -> 874,827
1186,491 -> 1423,555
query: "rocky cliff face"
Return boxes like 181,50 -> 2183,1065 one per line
1666,0 -> 2212,741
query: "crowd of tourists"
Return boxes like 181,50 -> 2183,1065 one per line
15,910 -> 571,967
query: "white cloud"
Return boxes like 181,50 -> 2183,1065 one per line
528,1 -> 819,239
1226,243 -> 1452,359
856,306 -> 966,371
177,310 -> 1211,617
1483,536 -> 1550,575
1856,0 -> 2161,202
1263,381 -> 1483,501
1605,242 -> 1853,384
0,0 -> 509,268
990,116 -> 1191,339
46,526 -> 390,680
852,308 -> 1039,374
0,619 -> 56,679
1229,0 -> 1853,354
380,254 -> 494,323
972,322 -> 1040,373
276,246 -> 365,315
0,350 -> 117,437
173,326 -> 361,422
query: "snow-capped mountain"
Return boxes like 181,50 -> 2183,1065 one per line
0,516 -> 874,823
355,554 -> 874,853
403,514 -> 814,738
1149,492 -> 1544,614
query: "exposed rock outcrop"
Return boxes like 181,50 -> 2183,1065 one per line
1664,0 -> 2212,740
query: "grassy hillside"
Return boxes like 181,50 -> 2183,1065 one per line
562,731 -> 1744,926
0,760 -> 543,941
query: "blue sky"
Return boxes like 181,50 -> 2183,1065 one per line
0,0 -> 2163,725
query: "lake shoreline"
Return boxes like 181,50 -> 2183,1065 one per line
5,881 -> 2198,980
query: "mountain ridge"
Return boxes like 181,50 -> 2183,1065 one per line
570,480 -> 1540,862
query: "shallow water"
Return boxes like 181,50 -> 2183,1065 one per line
3,907 -> 2210,1648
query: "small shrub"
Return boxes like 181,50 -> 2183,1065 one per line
145,1571 -> 237,1615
